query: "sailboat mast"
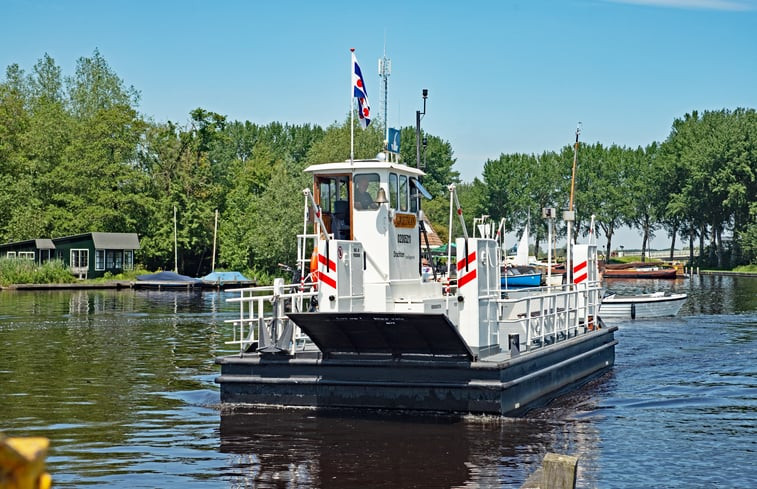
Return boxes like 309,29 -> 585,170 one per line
211,208 -> 218,271
569,124 -> 581,211
566,123 -> 580,284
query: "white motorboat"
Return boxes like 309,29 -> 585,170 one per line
600,291 -> 687,319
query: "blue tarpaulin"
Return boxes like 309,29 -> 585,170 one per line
137,271 -> 201,283
201,271 -> 250,282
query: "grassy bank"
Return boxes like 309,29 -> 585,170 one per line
0,258 -> 76,287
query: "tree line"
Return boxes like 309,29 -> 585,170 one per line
481,109 -> 756,268
0,51 -> 754,282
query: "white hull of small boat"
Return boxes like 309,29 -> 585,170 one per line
599,292 -> 687,319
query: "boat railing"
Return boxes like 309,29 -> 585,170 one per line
496,280 -> 602,352
224,278 -> 317,355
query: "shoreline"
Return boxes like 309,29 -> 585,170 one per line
0,270 -> 754,290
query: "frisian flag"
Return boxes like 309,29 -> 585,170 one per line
351,52 -> 371,128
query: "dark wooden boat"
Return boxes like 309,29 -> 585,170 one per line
603,266 -> 677,279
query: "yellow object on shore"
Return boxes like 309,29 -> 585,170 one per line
0,434 -> 51,489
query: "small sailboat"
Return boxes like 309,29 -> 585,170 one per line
200,209 -> 256,288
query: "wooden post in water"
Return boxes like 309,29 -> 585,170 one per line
521,452 -> 578,489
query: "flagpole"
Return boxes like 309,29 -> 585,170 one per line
350,48 -> 355,164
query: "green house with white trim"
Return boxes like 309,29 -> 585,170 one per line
0,239 -> 55,264
0,232 -> 140,279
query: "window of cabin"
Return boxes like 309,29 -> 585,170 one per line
399,175 -> 408,211
410,178 -> 431,213
318,180 -> 332,213
354,173 -> 380,210
71,249 -> 89,269
18,251 -> 34,260
389,173 -> 398,209
95,250 -> 105,271
6,251 -> 16,258
124,250 -> 134,270
410,189 -> 418,213
105,250 -> 122,269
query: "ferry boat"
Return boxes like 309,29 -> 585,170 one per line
214,159 -> 617,415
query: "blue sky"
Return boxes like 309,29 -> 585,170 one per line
2,0 -> 756,248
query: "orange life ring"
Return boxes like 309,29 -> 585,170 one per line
309,248 -> 319,288
310,248 -> 318,272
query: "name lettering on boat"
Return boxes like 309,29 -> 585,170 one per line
397,233 -> 412,244
393,213 -> 417,228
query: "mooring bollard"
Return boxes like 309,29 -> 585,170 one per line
521,452 -> 578,489
0,435 -> 52,489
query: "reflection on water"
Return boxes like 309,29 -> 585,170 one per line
218,394 -> 606,489
0,278 -> 755,488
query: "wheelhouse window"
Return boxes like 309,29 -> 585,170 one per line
399,175 -> 408,211
316,176 -> 351,238
410,178 -> 431,213
389,173 -> 398,209
353,173 -> 380,210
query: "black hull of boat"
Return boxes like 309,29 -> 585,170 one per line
215,326 -> 617,416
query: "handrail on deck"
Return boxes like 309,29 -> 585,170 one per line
497,281 -> 602,351
225,280 -> 317,355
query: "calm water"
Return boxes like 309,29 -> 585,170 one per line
1,276 -> 755,488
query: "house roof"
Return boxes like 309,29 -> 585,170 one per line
53,232 -> 140,250
421,216 -> 444,248
35,239 -> 55,249
91,232 -> 140,250
0,238 -> 55,249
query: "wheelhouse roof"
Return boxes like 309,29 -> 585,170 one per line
304,159 -> 426,177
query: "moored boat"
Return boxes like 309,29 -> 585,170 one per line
214,158 -> 616,415
599,291 -> 687,319
501,225 -> 542,288
603,262 -> 678,279
501,265 -> 542,288
200,270 -> 256,289
134,271 -> 201,289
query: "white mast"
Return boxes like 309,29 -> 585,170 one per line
350,48 -> 355,164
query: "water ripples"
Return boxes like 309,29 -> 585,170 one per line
1,282 -> 755,487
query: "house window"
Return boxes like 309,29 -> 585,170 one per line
95,250 -> 105,271
104,250 -> 123,269
6,251 -> 16,258
71,249 -> 89,269
124,250 -> 133,270
18,251 -> 34,260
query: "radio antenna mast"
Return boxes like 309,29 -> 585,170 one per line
378,35 -> 391,154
